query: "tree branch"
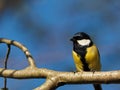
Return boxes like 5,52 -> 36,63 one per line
0,38 -> 36,67
3,44 -> 11,89
0,38 -> 120,90
0,67 -> 120,89
34,78 -> 58,90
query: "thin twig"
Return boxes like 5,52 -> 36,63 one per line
4,44 -> 10,69
0,38 -> 36,67
4,44 -> 11,89
1,38 -> 120,90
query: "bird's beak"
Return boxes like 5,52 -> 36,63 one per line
70,37 -> 74,41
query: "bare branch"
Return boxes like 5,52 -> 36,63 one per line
0,67 -> 120,89
0,38 -> 36,67
4,44 -> 11,69
3,44 -> 11,89
0,38 -> 120,90
34,78 -> 58,90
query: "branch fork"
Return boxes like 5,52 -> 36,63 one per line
0,38 -> 120,90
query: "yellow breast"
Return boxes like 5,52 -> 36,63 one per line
72,45 -> 101,71
72,51 -> 84,71
85,45 -> 101,71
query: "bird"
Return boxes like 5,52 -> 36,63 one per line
70,32 -> 102,90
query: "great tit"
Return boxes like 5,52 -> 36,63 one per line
70,32 -> 102,90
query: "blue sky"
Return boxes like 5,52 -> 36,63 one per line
0,0 -> 120,90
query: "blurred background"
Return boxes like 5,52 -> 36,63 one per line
0,0 -> 120,90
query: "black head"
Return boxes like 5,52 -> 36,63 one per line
70,32 -> 91,41
70,32 -> 93,46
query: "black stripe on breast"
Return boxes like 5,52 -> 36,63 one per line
73,43 -> 90,71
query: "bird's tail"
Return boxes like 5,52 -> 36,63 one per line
93,84 -> 102,90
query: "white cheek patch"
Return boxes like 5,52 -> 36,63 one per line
77,39 -> 90,46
